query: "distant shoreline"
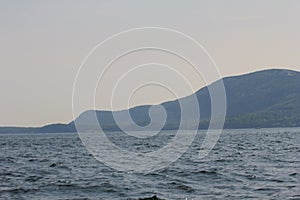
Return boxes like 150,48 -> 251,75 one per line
1,126 -> 300,135
1,69 -> 300,134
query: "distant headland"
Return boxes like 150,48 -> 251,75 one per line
1,68 -> 300,133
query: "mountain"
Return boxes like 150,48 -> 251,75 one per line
212,69 -> 300,128
1,69 -> 300,133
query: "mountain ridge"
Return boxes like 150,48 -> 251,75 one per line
1,68 -> 300,133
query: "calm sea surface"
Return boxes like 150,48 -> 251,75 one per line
0,128 -> 299,199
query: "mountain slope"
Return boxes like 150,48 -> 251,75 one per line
221,69 -> 300,128
90,68 -> 300,130
1,69 -> 300,133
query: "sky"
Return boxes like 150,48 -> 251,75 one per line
0,0 -> 300,126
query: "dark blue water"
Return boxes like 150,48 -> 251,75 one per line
1,128 -> 299,199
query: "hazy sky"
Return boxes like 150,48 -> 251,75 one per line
0,1 -> 299,126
